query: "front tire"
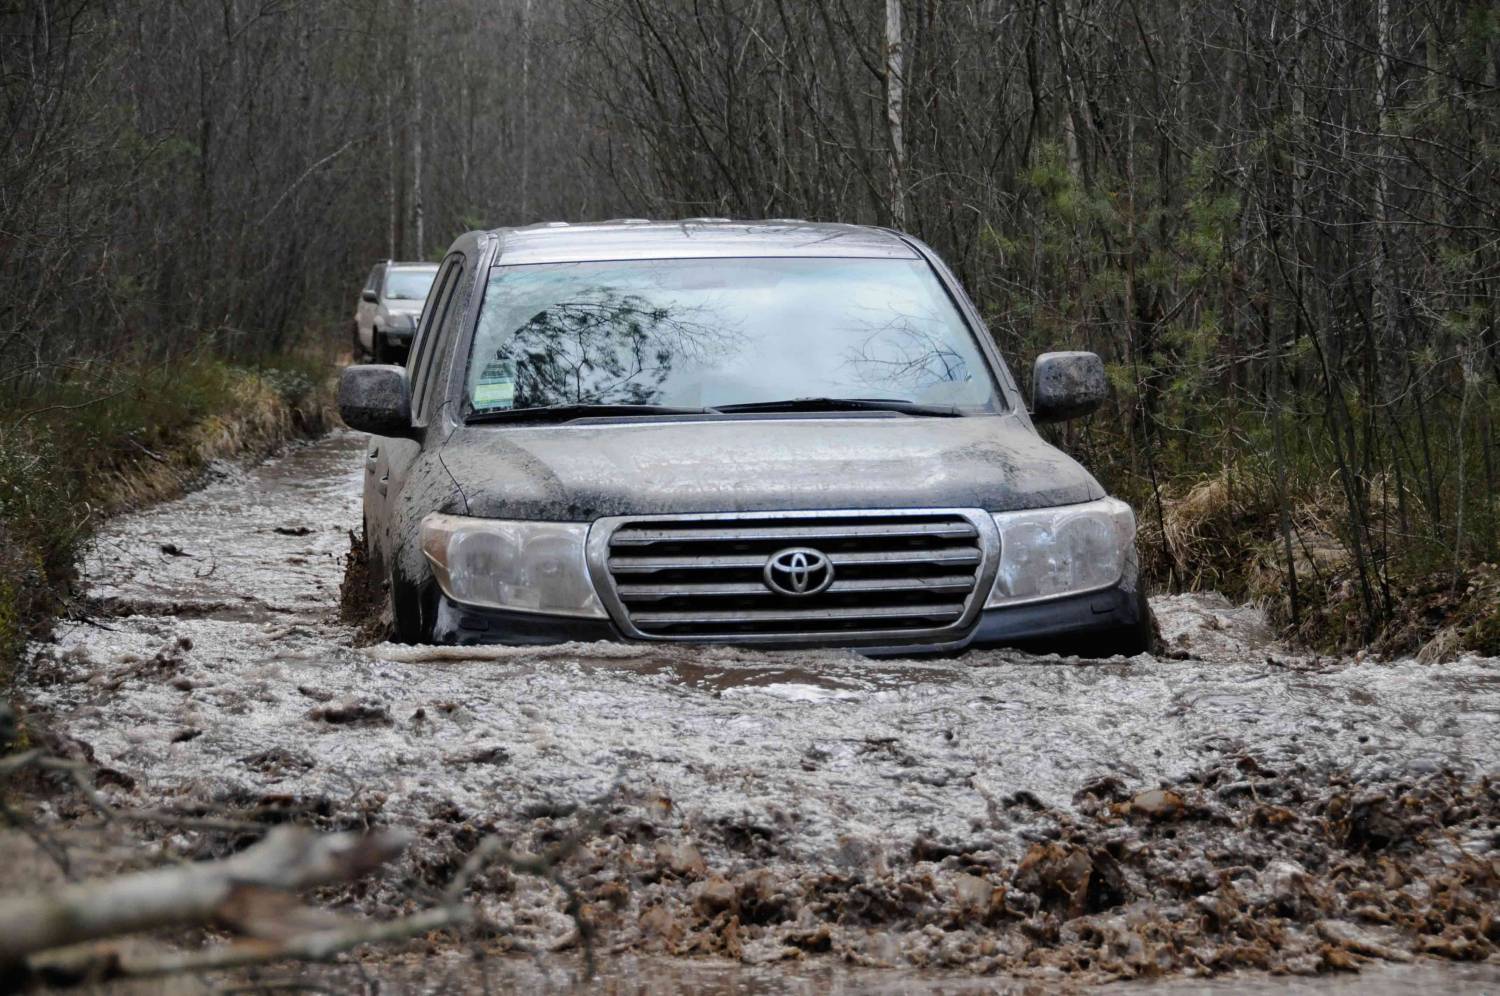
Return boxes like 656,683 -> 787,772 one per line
1078,588 -> 1154,657
1117,589 -> 1156,655
388,566 -> 436,643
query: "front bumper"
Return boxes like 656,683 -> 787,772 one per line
429,570 -> 1150,657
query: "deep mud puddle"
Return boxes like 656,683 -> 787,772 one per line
15,431 -> 1500,990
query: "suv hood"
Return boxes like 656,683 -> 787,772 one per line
437,414 -> 1103,520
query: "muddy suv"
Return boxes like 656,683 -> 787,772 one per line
352,261 -> 439,363
338,220 -> 1150,655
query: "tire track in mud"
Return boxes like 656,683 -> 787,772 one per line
17,431 -> 1500,988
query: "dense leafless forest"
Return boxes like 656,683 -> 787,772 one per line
2,0 -> 1499,651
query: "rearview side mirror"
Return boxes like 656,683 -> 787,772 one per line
338,364 -> 414,438
361,288 -> 379,303
1031,351 -> 1107,424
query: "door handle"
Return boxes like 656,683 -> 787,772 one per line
366,448 -> 379,473
377,472 -> 389,496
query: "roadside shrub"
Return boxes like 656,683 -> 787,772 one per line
0,355 -> 336,694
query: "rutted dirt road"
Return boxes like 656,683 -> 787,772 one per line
15,431 -> 1500,991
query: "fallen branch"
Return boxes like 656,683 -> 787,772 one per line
0,826 -> 411,968
25,905 -> 469,986
2,749 -> 475,989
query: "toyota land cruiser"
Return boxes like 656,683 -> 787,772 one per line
338,220 -> 1151,655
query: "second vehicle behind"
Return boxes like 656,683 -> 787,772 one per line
353,260 -> 439,363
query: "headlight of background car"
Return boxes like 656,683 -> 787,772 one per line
421,514 -> 606,617
985,498 -> 1135,607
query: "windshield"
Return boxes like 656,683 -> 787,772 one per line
464,257 -> 1002,415
385,269 -> 436,301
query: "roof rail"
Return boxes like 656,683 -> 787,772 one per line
680,216 -> 732,223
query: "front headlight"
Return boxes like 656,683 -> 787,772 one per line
985,498 -> 1135,607
376,312 -> 417,331
421,513 -> 606,618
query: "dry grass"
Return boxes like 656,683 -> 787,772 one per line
91,368 -> 333,512
1139,465 -> 1282,599
0,357 -> 337,691
1140,459 -> 1500,659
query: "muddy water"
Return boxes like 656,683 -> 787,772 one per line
17,431 -> 1500,990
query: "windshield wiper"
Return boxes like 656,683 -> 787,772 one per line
715,397 -> 963,417
467,403 -> 720,424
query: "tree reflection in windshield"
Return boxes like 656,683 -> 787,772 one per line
842,312 -> 986,404
466,258 -> 1002,415
474,287 -> 730,410
511,292 -> 670,406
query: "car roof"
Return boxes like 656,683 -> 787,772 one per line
386,261 -> 439,271
488,219 -> 919,265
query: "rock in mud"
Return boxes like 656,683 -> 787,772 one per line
306,699 -> 391,725
1258,858 -> 1321,916
1317,919 -> 1414,962
638,904 -> 685,946
690,875 -> 737,916
446,744 -> 510,766
1126,787 -> 1185,820
1012,842 -> 1096,918
656,840 -> 707,880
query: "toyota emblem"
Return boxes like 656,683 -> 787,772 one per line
763,547 -> 835,597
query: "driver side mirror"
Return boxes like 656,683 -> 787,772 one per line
361,288 -> 379,303
338,364 -> 415,438
1031,351 -> 1107,424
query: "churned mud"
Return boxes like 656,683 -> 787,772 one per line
14,431 -> 1500,990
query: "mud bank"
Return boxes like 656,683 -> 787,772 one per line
14,431 -> 1500,988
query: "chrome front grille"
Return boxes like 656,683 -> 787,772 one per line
589,510 -> 997,644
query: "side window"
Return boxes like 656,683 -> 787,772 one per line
409,254 -> 465,420
428,259 -> 478,415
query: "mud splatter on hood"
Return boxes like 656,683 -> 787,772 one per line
437,413 -> 1104,520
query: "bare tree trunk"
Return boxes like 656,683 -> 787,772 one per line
1372,0 -> 1397,351
409,0 -> 425,259
459,2 -> 472,210
520,0 -> 534,221
1278,0 -> 1305,627
1051,0 -> 1084,181
385,0 -> 399,258
884,0 -> 906,228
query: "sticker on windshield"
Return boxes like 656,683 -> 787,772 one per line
473,359 -> 515,410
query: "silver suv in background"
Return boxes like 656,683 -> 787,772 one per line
352,261 -> 439,363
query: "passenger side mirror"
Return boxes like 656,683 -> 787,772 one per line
338,364 -> 415,438
361,288 -> 379,303
1031,351 -> 1107,424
